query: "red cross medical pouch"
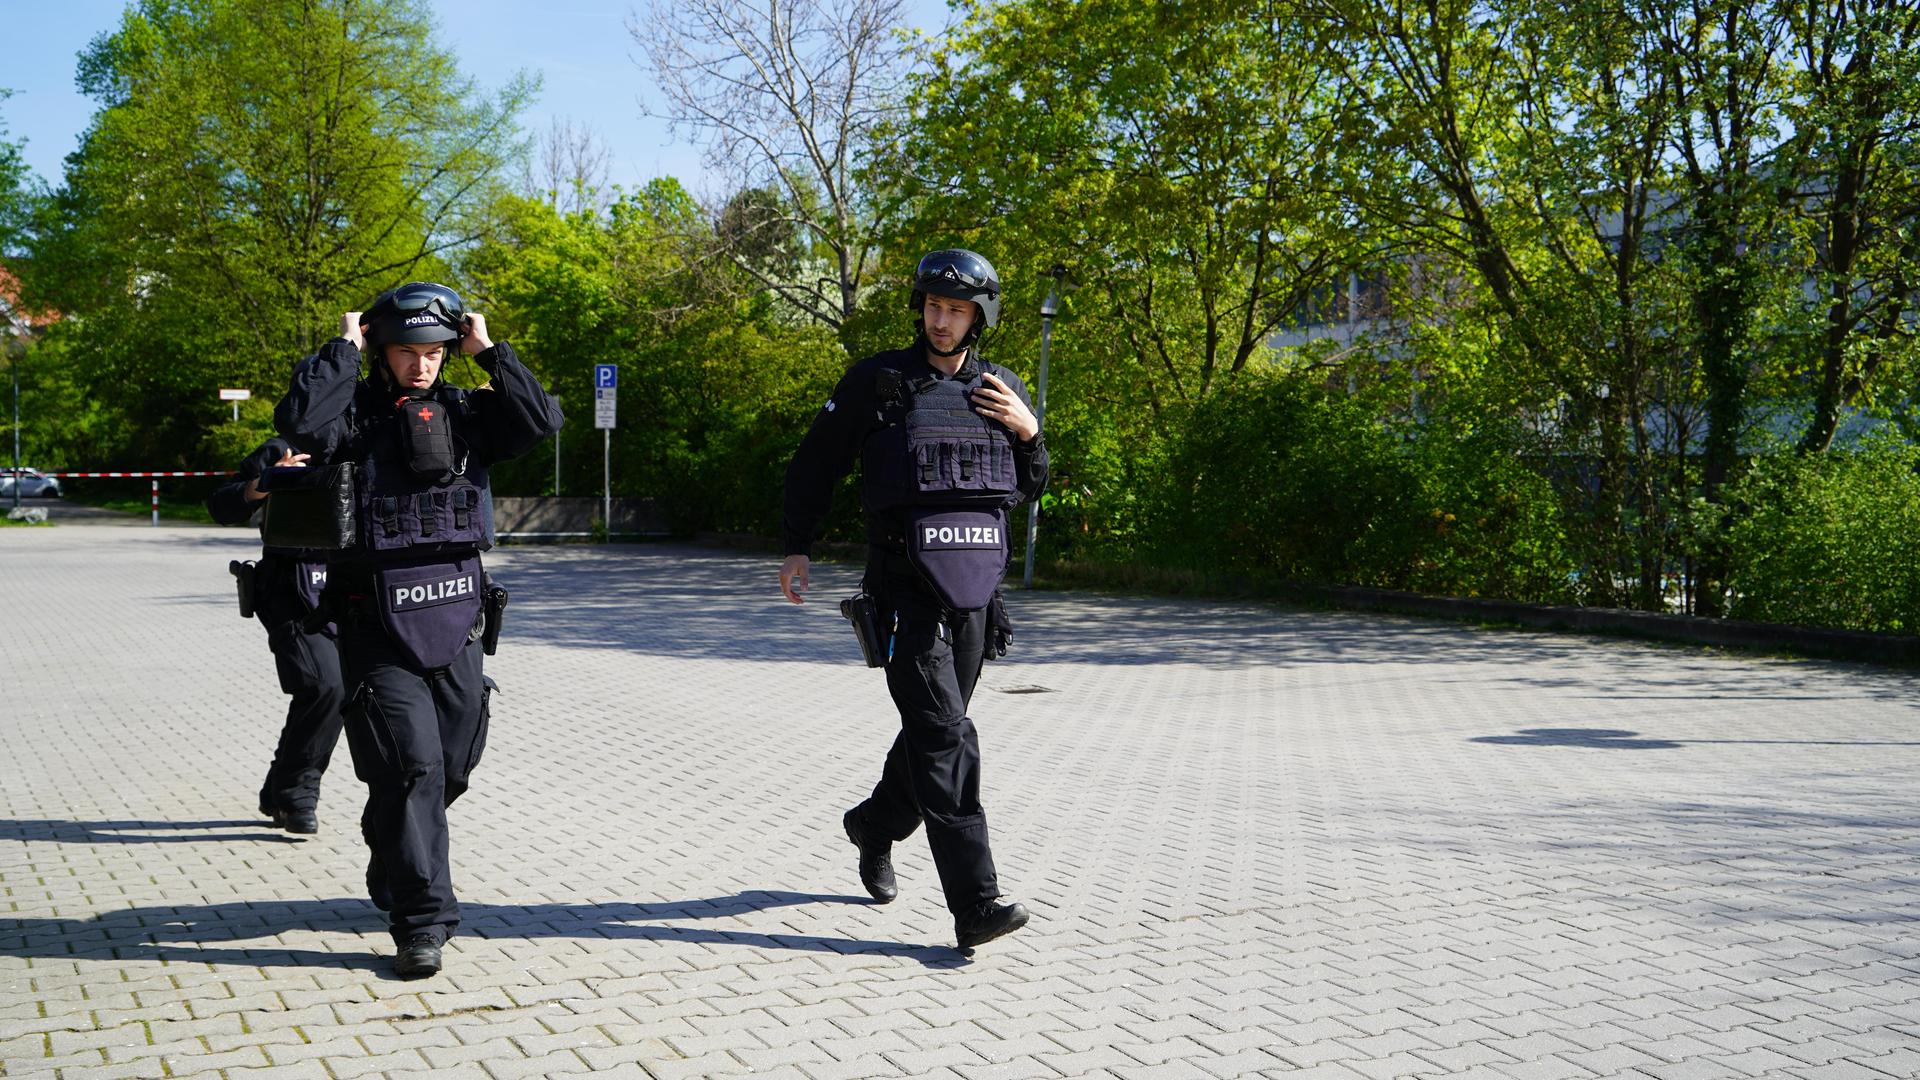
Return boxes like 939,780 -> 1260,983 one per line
398,397 -> 459,480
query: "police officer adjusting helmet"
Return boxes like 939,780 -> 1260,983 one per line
910,250 -> 1000,356
364,282 -> 465,360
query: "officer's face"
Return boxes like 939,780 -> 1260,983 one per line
922,294 -> 980,354
385,342 -> 447,391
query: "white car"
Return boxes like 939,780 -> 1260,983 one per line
0,467 -> 63,498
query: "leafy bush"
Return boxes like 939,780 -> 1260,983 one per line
1716,434 -> 1920,632
1155,373 -> 1425,585
1404,424 -> 1577,603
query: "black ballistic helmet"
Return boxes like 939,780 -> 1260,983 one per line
910,249 -> 1000,328
364,282 -> 465,351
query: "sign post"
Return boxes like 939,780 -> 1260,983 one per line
218,387 -> 251,423
594,365 -> 617,537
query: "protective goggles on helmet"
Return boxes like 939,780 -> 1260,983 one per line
367,282 -> 465,346
911,249 -> 1001,328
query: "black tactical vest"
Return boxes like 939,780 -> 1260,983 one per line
861,359 -> 1021,611
861,361 -> 1020,515
340,386 -> 494,668
352,390 -> 494,557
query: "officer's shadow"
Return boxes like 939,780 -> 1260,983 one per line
0,891 -> 972,975
0,818 -> 305,844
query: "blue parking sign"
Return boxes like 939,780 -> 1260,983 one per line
595,364 -> 618,389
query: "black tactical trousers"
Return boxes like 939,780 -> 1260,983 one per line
258,618 -> 346,814
852,575 -> 1000,914
338,617 -> 491,947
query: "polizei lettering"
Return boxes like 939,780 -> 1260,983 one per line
391,574 -> 476,610
310,569 -> 327,587
923,524 -> 1002,547
403,313 -> 440,327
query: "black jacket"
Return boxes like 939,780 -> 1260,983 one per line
274,338 -> 563,470
206,437 -> 295,532
206,436 -> 329,627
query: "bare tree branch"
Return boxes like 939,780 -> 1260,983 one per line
632,0 -> 913,326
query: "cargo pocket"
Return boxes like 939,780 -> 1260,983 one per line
467,676 -> 496,777
447,677 -> 495,804
888,618 -> 965,728
269,622 -> 310,694
342,683 -> 403,783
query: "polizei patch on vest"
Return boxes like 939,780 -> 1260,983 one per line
391,573 -> 477,610
921,523 -> 1002,548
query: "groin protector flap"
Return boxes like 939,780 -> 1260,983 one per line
904,508 -> 1009,612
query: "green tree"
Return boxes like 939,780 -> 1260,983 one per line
0,90 -> 35,256
906,0 -> 1353,411
1777,0 -> 1920,452
25,0 -> 530,466
464,184 -> 848,526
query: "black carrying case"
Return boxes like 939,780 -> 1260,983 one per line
260,462 -> 358,550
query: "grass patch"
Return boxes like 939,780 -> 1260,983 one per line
68,494 -> 217,524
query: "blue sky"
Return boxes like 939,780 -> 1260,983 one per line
2,0 -> 955,196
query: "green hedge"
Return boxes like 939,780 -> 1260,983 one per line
1719,435 -> 1920,633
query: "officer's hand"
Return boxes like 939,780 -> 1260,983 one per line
780,554 -> 811,604
243,451 -> 310,503
971,372 -> 1040,443
340,312 -> 365,350
460,313 -> 494,356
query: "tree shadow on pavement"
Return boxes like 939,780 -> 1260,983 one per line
0,891 -> 970,974
0,818 -> 303,844
1471,728 -> 1687,749
481,544 -> 1628,670
1471,726 -> 1920,750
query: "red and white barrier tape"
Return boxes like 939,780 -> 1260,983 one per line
45,471 -> 234,477
21,471 -> 235,526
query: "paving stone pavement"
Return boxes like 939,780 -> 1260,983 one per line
2,524 -> 1919,1079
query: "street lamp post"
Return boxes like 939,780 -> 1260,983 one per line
10,354 -> 19,513
1022,267 -> 1066,589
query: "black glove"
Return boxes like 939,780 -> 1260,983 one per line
985,591 -> 1012,660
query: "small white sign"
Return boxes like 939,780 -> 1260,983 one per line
218,388 -> 252,401
594,387 -> 616,429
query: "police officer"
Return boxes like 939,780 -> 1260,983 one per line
273,282 -> 562,978
207,438 -> 345,835
779,249 -> 1048,953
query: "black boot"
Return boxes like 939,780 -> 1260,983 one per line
393,934 -> 442,978
955,898 -> 1029,953
843,808 -> 897,904
270,807 -> 319,834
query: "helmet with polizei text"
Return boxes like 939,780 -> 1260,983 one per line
910,249 -> 1000,329
364,282 -> 465,351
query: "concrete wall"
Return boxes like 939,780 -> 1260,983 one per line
494,496 -> 666,536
